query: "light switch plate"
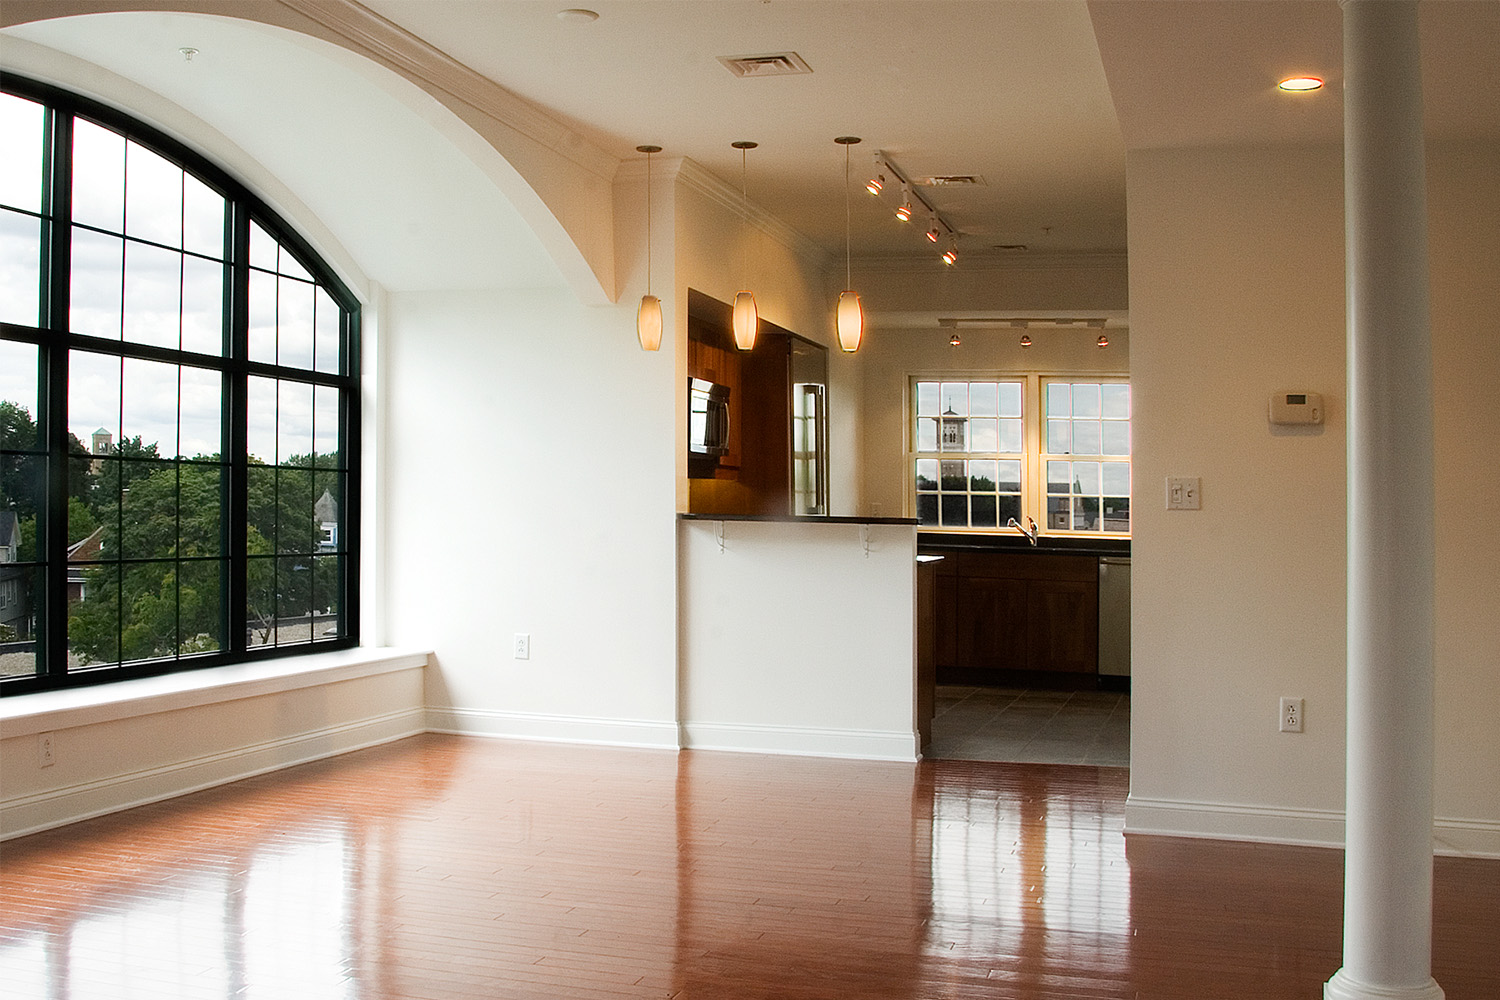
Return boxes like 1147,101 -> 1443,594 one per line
1166,477 -> 1201,510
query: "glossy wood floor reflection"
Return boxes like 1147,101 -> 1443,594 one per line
2,737 -> 1497,999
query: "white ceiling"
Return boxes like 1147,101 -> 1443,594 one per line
4,1 -> 1497,294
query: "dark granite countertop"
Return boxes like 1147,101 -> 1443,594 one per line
679,513 -> 919,526
918,531 -> 1130,558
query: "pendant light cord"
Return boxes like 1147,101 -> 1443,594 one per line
645,148 -> 652,295
844,142 -> 852,289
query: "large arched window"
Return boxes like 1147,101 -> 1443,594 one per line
1,77 -> 359,695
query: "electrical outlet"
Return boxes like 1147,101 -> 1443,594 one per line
1279,697 -> 1304,734
513,633 -> 530,660
39,732 -> 55,767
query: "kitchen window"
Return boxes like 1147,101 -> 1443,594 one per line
1,78 -> 360,695
911,376 -> 1130,536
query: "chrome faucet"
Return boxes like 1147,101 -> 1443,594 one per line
1007,516 -> 1039,546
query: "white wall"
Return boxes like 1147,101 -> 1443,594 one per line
678,519 -> 918,760
383,286 -> 681,747
1125,140 -> 1500,855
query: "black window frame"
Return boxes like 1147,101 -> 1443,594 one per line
1,74 -> 361,696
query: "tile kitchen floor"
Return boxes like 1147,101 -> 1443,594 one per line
928,685 -> 1131,767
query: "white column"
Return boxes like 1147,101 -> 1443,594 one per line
1325,3 -> 1441,1000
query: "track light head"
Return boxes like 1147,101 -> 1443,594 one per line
895,202 -> 912,222
866,174 -> 885,197
926,225 -> 941,244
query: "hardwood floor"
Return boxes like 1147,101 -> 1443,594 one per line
1,735 -> 1496,999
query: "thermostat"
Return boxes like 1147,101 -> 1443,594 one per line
1270,391 -> 1324,426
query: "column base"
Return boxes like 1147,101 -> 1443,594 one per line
1325,969 -> 1444,1000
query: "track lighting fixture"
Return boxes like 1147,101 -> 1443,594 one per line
1098,333 -> 1110,348
926,223 -> 941,244
949,332 -> 962,348
894,201 -> 912,223
942,239 -> 958,266
1020,334 -> 1032,347
834,136 -> 864,353
731,141 -> 759,351
635,145 -> 663,351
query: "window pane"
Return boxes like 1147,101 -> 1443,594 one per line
940,494 -> 966,527
278,380 -> 314,466
1047,419 -> 1071,454
1073,496 -> 1100,532
1047,495 -> 1071,531
997,495 -> 1021,526
277,555 -> 313,643
311,554 -> 340,639
1102,421 -> 1130,456
916,382 -> 939,417
940,382 -> 967,416
916,493 -> 938,525
277,467 -> 315,555
278,276 -> 315,370
939,460 -> 965,492
1072,383 -> 1102,418
1073,420 -> 1103,456
69,456 -> 100,554
314,288 -> 341,374
916,417 -> 937,451
69,350 -> 121,445
1102,461 -> 1130,496
969,460 -> 998,491
915,459 -> 937,492
247,556 -> 275,647
121,357 -> 175,454
178,365 -> 221,460
969,382 -> 998,416
1046,382 -> 1070,419
0,93 -> 44,212
1,454 -> 42,559
1073,462 -> 1101,495
1047,460 -> 1072,494
247,464 -> 276,549
0,567 -> 38,672
70,228 -> 124,338
69,562 -> 121,665
249,219 -> 278,272
999,382 -> 1023,418
120,559 -> 178,660
0,209 -> 42,326
312,470 -> 341,552
1102,497 -> 1130,533
0,340 -> 39,425
178,558 -> 222,653
969,418 -> 998,453
313,385 -> 339,462
247,376 -> 277,464
998,417 -> 1022,453
124,139 -> 182,248
72,118 -> 125,233
122,240 -> 182,349
119,461 -> 176,560
1101,383 -> 1130,420
970,494 -> 997,528
996,460 -> 1021,493
179,464 -> 222,557
278,248 -> 313,282
248,268 -> 277,364
939,417 -> 965,451
182,172 -> 225,259
181,254 -> 224,357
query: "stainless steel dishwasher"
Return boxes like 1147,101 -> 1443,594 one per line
1098,556 -> 1131,680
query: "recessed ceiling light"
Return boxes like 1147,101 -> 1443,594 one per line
1278,76 -> 1324,93
557,9 -> 599,23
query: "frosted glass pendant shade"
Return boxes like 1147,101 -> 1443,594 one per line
733,290 -> 758,351
637,294 -> 662,351
836,290 -> 863,353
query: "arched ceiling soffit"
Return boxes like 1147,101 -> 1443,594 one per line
1,0 -> 617,304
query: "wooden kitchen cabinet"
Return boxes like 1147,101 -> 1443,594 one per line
930,549 -> 1099,684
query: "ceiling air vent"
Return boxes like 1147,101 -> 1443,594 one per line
916,175 -> 985,187
717,52 -> 814,78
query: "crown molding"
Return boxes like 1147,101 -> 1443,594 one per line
674,157 -> 831,268
277,0 -> 618,181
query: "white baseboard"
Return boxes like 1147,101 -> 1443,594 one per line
2,706 -> 425,841
680,720 -> 919,761
426,707 -> 681,749
1126,795 -> 1500,859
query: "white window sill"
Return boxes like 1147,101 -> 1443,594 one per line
0,647 -> 431,738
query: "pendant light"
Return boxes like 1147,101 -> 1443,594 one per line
834,136 -> 864,353
731,141 -> 758,352
635,145 -> 663,351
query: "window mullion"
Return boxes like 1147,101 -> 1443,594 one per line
225,200 -> 250,654
39,109 -> 74,679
